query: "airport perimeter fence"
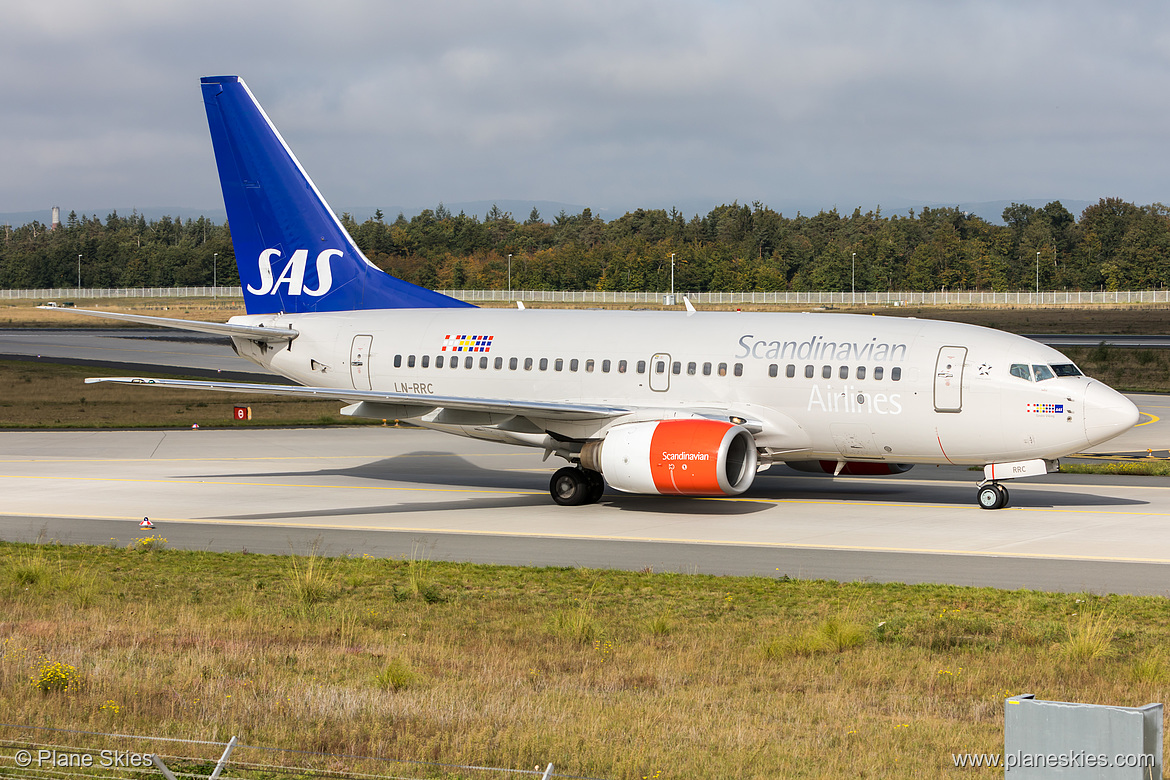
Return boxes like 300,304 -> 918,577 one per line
3,286 -> 1170,305
0,286 -> 242,300
439,289 -> 1170,306
0,723 -> 600,780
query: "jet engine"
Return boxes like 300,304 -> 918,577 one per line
580,419 -> 758,496
785,460 -> 914,476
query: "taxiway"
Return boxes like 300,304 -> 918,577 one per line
2,423 -> 1170,595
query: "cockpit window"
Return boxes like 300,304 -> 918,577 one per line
1010,363 -> 1032,381
1032,364 -> 1055,382
1051,363 -> 1082,377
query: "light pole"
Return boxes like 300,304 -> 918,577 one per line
507,253 -> 512,298
213,253 -> 218,299
77,254 -> 81,289
1036,251 -> 1040,296
670,253 -> 675,304
851,252 -> 856,304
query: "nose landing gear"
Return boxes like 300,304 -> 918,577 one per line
977,482 -> 1009,510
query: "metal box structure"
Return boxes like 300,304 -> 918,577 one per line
1005,694 -> 1161,778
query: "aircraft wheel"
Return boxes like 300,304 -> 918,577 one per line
977,483 -> 1009,510
583,469 -> 605,504
551,467 -> 589,506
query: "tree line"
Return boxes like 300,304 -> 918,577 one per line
2,198 -> 1168,292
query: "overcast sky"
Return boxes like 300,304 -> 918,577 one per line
4,0 -> 1170,221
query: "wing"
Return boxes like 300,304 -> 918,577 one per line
84,376 -> 627,420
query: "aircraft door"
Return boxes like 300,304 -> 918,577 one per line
350,334 -> 373,390
649,353 -> 670,392
934,346 -> 967,412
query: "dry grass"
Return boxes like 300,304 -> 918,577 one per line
1062,343 -> 1170,393
2,543 -> 1170,778
6,294 -> 1170,328
0,297 -> 245,326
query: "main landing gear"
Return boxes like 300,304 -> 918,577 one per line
550,466 -> 605,506
977,482 -> 1009,510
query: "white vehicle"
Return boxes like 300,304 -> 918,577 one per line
62,76 -> 1139,509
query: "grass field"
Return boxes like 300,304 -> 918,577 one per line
3,542 -> 1170,779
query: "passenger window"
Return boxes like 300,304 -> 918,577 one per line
408,355 -> 416,368
524,358 -> 533,370
805,365 -> 814,378
703,362 -> 712,376
465,356 -> 473,369
479,357 -> 487,369
436,355 -> 445,368
539,358 -> 548,371
452,357 -> 459,369
618,360 -> 627,373
421,355 -> 430,368
672,361 -> 681,375
1010,364 -> 1032,381
733,363 -> 743,377
509,357 -> 518,370
602,359 -> 611,373
570,359 -> 579,372
555,358 -> 564,371
636,360 -> 646,374
1032,364 -> 1055,382
394,354 -> 402,368
768,364 -> 778,378
874,366 -> 883,380
786,364 -> 796,378
856,366 -> 866,379
586,359 -> 595,373
687,362 -> 697,375
839,366 -> 849,380
718,363 -> 727,376
822,365 -> 832,379
494,357 -> 503,370
891,367 -> 902,381
656,360 -> 666,374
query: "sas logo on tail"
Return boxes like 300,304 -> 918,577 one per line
248,248 -> 341,296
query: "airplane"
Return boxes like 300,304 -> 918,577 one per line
55,75 -> 1140,510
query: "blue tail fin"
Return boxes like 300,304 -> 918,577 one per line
200,76 -> 472,314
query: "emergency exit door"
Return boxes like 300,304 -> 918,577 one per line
649,353 -> 670,392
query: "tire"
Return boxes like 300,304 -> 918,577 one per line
583,469 -> 605,504
977,484 -> 1007,510
551,467 -> 589,506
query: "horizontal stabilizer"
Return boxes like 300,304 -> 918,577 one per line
37,306 -> 298,342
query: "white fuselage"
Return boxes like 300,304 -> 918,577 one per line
227,308 -> 1138,468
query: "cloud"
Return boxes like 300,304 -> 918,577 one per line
3,0 -> 1170,215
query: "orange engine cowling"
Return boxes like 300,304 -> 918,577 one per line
580,419 -> 758,496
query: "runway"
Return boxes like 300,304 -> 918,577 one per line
4,424 -> 1170,595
